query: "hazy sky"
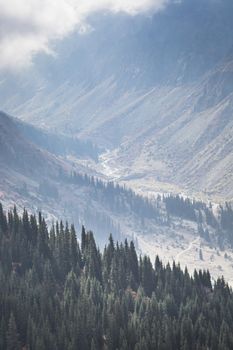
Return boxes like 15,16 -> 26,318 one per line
0,0 -> 169,71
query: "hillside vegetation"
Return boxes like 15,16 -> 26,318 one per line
0,204 -> 233,349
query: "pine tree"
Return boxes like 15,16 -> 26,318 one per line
0,203 -> 233,350
6,314 -> 20,350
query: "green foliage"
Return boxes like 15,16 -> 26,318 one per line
0,204 -> 233,349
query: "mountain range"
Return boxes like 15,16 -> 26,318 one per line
0,0 -> 233,283
1,0 -> 233,200
1,110 -> 233,285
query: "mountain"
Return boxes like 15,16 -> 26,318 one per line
1,111 -> 233,285
1,0 -> 233,284
2,2 -> 233,347
94,60 -> 233,200
0,111 -> 162,245
0,111 -> 122,243
0,111 -> 163,246
1,0 -> 233,200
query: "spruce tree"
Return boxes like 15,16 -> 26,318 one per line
6,314 -> 20,350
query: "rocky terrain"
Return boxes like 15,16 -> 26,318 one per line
1,0 -> 233,200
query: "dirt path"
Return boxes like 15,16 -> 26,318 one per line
175,237 -> 200,261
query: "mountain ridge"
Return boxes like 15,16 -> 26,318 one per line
1,1 -> 233,199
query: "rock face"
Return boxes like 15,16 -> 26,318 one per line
1,0 -> 233,199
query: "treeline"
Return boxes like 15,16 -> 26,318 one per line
68,172 -> 159,222
219,203 -> 233,246
163,195 -> 233,246
68,175 -> 233,240
163,194 -> 215,225
1,204 -> 233,349
41,167 -> 233,247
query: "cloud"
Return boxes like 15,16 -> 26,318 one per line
0,0 -> 169,71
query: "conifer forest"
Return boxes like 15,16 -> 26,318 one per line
0,204 -> 233,350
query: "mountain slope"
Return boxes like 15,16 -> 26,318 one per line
1,111 -> 233,284
0,112 -> 160,243
0,111 -> 63,178
98,60 -> 233,199
1,0 -> 233,199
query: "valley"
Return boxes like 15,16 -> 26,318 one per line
1,1 -> 233,349
0,0 -> 233,289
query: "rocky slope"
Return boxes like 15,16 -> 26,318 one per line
1,1 -> 233,200
0,0 -> 233,201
